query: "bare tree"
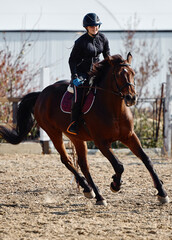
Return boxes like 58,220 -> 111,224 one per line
0,33 -> 39,98
0,33 -> 39,125
121,16 -> 161,98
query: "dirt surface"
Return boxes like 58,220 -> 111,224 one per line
0,150 -> 172,240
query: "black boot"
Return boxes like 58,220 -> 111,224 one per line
67,102 -> 81,135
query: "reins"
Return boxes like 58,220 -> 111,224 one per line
77,63 -> 135,99
77,85 -> 124,98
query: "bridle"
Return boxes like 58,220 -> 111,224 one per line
113,63 -> 135,98
78,63 -> 136,99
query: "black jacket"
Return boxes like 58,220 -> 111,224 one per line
69,32 -> 110,79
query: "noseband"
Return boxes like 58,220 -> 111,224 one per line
113,63 -> 135,98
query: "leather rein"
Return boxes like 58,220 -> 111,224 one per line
78,63 -> 135,99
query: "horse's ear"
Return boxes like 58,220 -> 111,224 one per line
107,56 -> 114,66
127,52 -> 132,64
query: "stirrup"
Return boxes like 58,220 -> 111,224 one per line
67,121 -> 78,135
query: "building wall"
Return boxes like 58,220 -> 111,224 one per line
0,30 -> 171,95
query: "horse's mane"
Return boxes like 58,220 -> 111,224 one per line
89,54 -> 124,82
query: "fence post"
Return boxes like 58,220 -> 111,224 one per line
40,67 -> 50,154
163,74 -> 172,157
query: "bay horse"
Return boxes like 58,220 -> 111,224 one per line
0,53 -> 169,205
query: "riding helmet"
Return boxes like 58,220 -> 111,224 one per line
83,13 -> 102,27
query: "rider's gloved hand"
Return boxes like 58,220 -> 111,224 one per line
73,77 -> 83,87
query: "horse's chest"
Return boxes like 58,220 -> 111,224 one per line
114,121 -> 120,132
112,118 -> 132,137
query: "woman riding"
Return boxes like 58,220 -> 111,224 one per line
67,13 -> 111,135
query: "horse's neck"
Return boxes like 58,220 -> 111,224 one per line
97,71 -> 126,117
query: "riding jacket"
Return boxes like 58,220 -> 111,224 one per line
69,32 -> 110,80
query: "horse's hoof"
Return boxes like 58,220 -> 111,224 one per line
83,189 -> 95,199
96,199 -> 107,207
157,195 -> 170,204
110,182 -> 120,193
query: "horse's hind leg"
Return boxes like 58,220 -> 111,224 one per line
122,132 -> 169,204
71,139 -> 106,205
48,130 -> 92,195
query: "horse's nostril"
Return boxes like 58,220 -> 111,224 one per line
125,95 -> 132,101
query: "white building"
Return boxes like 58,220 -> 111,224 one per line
0,0 -> 172,95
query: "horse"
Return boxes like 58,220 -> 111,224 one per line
0,53 -> 169,206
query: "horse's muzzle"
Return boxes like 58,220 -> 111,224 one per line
124,94 -> 137,107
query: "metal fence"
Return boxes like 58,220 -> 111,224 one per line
0,97 -> 39,141
0,96 -> 165,148
0,97 -> 20,126
131,97 -> 165,148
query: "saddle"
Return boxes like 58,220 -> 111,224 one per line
60,87 -> 96,114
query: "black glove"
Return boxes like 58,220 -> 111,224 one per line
72,74 -> 78,80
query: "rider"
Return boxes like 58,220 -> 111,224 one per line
67,13 -> 110,135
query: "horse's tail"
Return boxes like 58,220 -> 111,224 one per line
0,92 -> 40,144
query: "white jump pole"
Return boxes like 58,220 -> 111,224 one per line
40,67 -> 50,153
164,74 -> 172,157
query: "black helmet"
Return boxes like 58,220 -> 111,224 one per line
83,13 -> 102,27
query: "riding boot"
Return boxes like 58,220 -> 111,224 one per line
67,102 -> 81,135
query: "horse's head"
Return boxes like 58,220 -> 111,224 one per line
108,52 -> 137,107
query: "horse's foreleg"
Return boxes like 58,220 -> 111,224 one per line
96,142 -> 124,193
72,139 -> 106,205
122,132 -> 169,204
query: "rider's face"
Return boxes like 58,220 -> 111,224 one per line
87,25 -> 99,36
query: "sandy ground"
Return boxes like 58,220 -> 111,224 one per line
0,150 -> 172,240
